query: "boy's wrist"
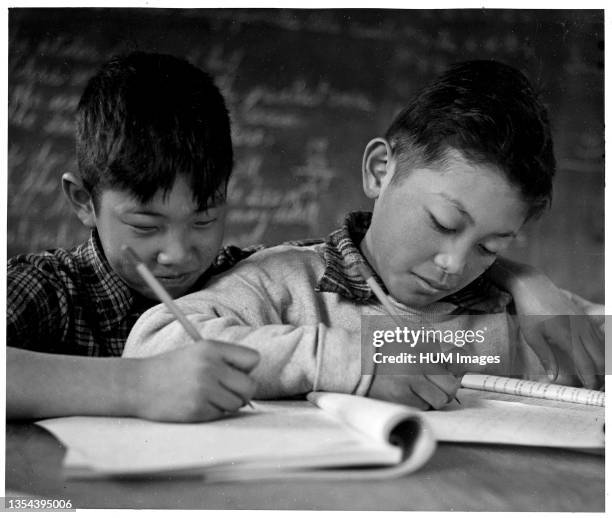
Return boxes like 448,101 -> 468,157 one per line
114,357 -> 146,418
488,258 -> 540,295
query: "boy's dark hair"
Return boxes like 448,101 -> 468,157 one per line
76,51 -> 232,210
385,60 -> 555,219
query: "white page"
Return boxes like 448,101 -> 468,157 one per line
424,388 -> 604,450
461,373 -> 605,406
37,399 -> 403,477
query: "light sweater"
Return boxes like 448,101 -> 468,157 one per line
124,242 -> 540,398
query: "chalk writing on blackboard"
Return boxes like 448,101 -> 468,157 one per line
7,8 -> 604,301
227,138 -> 337,245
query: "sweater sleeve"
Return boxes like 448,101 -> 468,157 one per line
123,249 -> 364,399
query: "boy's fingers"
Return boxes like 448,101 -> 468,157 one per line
405,387 -> 432,411
411,375 -> 453,409
571,323 -> 601,389
578,318 -> 605,373
173,400 -> 227,423
204,361 -> 251,410
207,383 -> 245,412
520,321 -> 559,382
548,316 -> 599,389
222,343 -> 260,372
219,366 -> 258,402
542,316 -> 603,389
203,401 -> 229,419
424,373 -> 461,401
200,340 -> 260,372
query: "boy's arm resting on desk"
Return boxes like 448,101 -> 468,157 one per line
125,301 -> 364,399
7,347 -> 140,419
124,251 -> 365,399
487,257 -> 604,389
7,345 -> 258,422
7,263 -> 129,419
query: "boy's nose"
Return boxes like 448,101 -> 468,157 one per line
433,249 -> 467,277
156,233 -> 194,266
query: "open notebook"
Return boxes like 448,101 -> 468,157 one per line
37,393 -> 435,481
37,379 -> 604,481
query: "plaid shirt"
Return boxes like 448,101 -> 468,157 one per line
7,231 -> 262,357
316,211 -> 512,313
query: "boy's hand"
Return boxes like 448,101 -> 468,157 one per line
368,373 -> 460,410
133,341 -> 259,422
510,271 -> 604,390
561,289 -> 605,332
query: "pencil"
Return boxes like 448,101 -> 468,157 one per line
356,262 -> 461,405
122,245 -> 254,409
356,263 -> 405,327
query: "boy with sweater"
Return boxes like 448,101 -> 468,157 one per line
124,60 -> 604,410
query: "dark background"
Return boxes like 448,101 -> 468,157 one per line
8,8 -> 604,301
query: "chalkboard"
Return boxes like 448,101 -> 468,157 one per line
8,8 -> 604,301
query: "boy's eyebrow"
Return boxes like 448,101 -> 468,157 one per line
437,193 -> 517,238
437,193 -> 474,224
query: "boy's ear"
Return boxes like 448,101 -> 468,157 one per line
362,138 -> 393,199
61,173 -> 96,228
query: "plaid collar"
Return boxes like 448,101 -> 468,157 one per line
316,212 -> 511,313
76,232 -> 158,330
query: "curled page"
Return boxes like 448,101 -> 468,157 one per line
301,392 -> 437,480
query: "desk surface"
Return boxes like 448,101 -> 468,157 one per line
5,422 -> 604,512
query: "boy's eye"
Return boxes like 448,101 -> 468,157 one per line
428,213 -> 456,234
194,219 -> 216,228
478,244 -> 498,257
128,224 -> 158,234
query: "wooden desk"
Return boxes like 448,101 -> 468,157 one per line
5,422 -> 604,511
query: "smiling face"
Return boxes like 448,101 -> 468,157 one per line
360,144 -> 529,307
92,176 -> 227,299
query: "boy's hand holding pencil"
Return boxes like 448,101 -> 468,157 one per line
132,342 -> 259,422
123,246 -> 259,422
357,263 -> 462,410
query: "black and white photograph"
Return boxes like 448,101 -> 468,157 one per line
4,5 -> 605,513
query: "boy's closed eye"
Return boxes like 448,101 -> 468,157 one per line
478,236 -> 514,257
122,217 -> 160,234
123,220 -> 159,234
123,218 -> 217,234
478,244 -> 498,257
427,211 -> 510,257
193,218 -> 217,229
427,212 -> 459,234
